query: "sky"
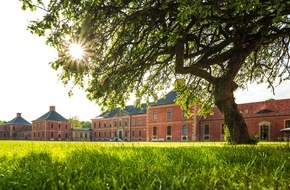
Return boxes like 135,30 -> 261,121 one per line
0,1 -> 289,122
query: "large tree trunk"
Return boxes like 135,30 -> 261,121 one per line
213,78 -> 252,144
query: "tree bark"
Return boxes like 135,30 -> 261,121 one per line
213,78 -> 252,144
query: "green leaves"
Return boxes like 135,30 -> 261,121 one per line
20,0 -> 290,115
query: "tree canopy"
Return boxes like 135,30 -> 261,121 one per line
20,0 -> 290,143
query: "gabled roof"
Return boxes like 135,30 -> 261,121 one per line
34,107 -> 68,122
6,115 -> 31,126
96,104 -> 147,118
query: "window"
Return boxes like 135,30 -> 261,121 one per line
114,121 -> 117,127
167,126 -> 172,136
132,130 -> 135,137
58,134 -> 61,139
119,120 -> 122,127
58,123 -> 61,129
153,126 -> 157,136
51,123 -> 54,129
125,131 -> 128,137
139,130 -> 142,137
104,123 -> 106,128
65,133 -> 68,138
167,109 -> 172,119
285,120 -> 290,128
131,119 -> 135,126
125,120 -> 128,126
104,132 -> 106,138
94,123 -> 96,128
109,122 -> 112,127
94,132 -> 96,137
153,111 -> 158,120
138,119 -> 142,125
66,125 -> 68,129
182,125 -> 188,135
51,132 -> 54,138
80,133 -> 83,138
204,124 -> 210,135
98,132 -> 101,138
99,122 -> 101,128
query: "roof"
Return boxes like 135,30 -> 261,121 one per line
34,110 -> 69,122
96,104 -> 147,118
95,91 -> 177,118
6,116 -> 31,126
204,98 -> 290,120
150,91 -> 177,106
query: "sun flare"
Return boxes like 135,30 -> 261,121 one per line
69,43 -> 84,60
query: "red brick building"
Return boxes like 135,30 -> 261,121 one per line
91,105 -> 147,141
92,91 -> 290,142
147,91 -> 197,141
0,113 -> 32,140
198,99 -> 290,141
32,106 -> 72,140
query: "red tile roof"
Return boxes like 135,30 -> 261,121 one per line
203,98 -> 290,120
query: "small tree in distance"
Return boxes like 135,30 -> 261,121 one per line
68,116 -> 82,128
20,0 -> 290,144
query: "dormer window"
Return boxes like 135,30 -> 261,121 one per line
256,109 -> 272,114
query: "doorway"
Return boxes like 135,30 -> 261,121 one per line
260,125 -> 269,140
118,130 -> 123,139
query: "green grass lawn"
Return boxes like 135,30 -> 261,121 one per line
0,141 -> 290,189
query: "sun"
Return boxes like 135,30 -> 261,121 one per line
69,43 -> 84,60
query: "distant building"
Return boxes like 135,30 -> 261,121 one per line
71,127 -> 91,141
91,104 -> 147,141
198,99 -> 290,141
92,91 -> 290,142
147,91 -> 196,142
31,106 -> 72,140
1,95 -> 290,142
0,113 -> 32,140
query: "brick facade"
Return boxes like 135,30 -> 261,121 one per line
0,113 -> 32,140
1,94 -> 290,142
31,106 -> 72,141
92,92 -> 290,142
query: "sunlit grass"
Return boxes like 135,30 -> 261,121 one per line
0,141 -> 290,189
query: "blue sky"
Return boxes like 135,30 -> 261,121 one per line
0,1 -> 289,122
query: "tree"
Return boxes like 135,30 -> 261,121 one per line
20,0 -> 290,144
81,121 -> 91,129
68,116 -> 82,128
0,120 -> 6,125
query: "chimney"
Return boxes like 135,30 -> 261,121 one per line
17,113 -> 21,117
50,106 -> 55,112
